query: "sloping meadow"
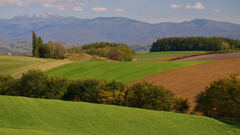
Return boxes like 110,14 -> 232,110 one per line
45,61 -> 208,83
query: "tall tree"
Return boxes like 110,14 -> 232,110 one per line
38,36 -> 43,56
32,31 -> 39,57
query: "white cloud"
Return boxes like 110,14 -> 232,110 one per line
42,3 -> 53,8
91,7 -> 108,12
73,6 -> 83,12
170,4 -> 182,9
55,4 -> 65,11
0,0 -> 24,7
115,9 -> 125,13
186,2 -> 205,10
213,9 -> 222,13
41,3 -> 66,11
0,0 -> 87,9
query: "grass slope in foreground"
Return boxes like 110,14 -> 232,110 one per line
0,95 -> 239,135
46,61 -> 207,83
136,51 -> 205,60
0,55 -> 71,78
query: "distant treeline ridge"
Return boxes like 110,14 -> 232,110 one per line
150,37 -> 240,51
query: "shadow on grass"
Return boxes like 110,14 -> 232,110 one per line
217,119 -> 240,129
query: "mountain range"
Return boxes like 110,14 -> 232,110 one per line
1,12 -> 240,48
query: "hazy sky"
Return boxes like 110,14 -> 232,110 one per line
0,0 -> 240,24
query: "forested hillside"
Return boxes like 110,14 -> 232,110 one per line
150,37 -> 240,51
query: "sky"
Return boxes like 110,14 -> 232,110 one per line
0,0 -> 240,24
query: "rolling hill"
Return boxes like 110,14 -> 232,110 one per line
0,95 -> 239,135
0,12 -> 240,49
45,61 -> 207,83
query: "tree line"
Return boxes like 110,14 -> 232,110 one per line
0,69 -> 189,113
32,31 -> 66,59
68,42 -> 136,61
150,37 -> 240,51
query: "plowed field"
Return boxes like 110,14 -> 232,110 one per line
129,59 -> 240,111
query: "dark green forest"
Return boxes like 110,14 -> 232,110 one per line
150,37 -> 240,51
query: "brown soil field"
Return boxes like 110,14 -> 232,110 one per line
175,51 -> 240,61
129,59 -> 240,111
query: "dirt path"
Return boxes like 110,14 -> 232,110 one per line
129,59 -> 240,111
175,51 -> 240,61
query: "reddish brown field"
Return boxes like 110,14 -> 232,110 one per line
129,59 -> 240,111
175,51 -> 240,61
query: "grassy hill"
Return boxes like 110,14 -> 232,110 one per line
0,95 -> 239,135
0,55 -> 71,78
45,61 -> 207,83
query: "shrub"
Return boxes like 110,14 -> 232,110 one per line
18,69 -> 49,98
44,77 -> 70,99
16,70 -> 69,99
0,75 -> 19,96
62,79 -> 107,102
98,81 -> 126,105
195,74 -> 240,120
62,80 -> 126,105
173,97 -> 190,113
126,82 -> 174,111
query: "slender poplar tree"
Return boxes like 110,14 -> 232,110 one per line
38,36 -> 43,56
32,31 -> 39,57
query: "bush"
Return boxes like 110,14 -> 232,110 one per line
0,75 -> 19,96
62,80 -> 126,105
195,74 -> 240,120
13,69 -> 69,99
173,97 -> 190,113
98,81 -> 126,105
44,77 -> 70,99
126,82 -> 174,111
18,69 -> 49,98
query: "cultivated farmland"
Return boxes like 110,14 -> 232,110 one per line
0,55 -> 71,78
129,58 -> 240,110
0,95 -> 239,135
136,51 -> 204,60
175,51 -> 240,61
45,61 -> 207,83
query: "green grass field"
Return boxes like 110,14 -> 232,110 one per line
0,95 -> 239,135
136,51 -> 205,59
0,55 -> 71,78
45,61 -> 208,83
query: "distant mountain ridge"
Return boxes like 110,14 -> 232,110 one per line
0,12 -> 240,47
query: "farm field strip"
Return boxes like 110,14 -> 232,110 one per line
0,95 -> 239,135
175,51 -> 240,61
136,51 -> 205,60
45,61 -> 209,83
0,55 -> 72,78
